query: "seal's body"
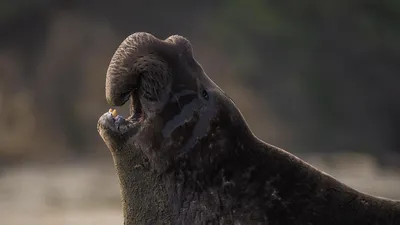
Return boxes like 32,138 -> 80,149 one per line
97,32 -> 400,225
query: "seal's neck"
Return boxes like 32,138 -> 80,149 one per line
166,120 -> 400,224
248,136 -> 400,224
111,151 -> 171,225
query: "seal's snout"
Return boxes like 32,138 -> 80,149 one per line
105,32 -> 200,120
105,32 -> 175,107
105,33 -> 153,106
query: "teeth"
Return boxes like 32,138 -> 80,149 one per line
112,109 -> 118,117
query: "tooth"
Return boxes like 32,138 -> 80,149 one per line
112,109 -> 118,117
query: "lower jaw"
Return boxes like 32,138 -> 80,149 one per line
109,106 -> 144,124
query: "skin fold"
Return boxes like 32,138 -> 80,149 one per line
97,32 -> 400,225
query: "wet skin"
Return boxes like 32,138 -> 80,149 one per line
97,32 -> 400,225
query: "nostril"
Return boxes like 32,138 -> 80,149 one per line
120,91 -> 131,98
120,91 -> 131,103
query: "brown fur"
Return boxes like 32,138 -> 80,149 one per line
98,32 -> 400,225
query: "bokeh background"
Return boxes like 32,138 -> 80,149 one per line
1,1 -> 400,224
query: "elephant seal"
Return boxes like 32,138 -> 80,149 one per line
97,32 -> 400,225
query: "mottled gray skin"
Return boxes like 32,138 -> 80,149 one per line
97,32 -> 400,225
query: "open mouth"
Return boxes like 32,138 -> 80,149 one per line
110,88 -> 144,124
127,88 -> 144,121
98,88 -> 145,135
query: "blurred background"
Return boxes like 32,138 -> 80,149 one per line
1,0 -> 399,224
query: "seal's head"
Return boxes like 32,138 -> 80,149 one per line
97,32 -> 250,171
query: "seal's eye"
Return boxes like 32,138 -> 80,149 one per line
202,90 -> 209,100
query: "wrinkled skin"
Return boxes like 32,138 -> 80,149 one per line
97,32 -> 400,225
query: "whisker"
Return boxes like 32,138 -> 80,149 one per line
154,86 -> 160,103
171,89 -> 182,111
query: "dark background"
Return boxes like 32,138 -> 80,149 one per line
0,1 -> 399,224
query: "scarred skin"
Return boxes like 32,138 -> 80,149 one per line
97,32 -> 400,225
